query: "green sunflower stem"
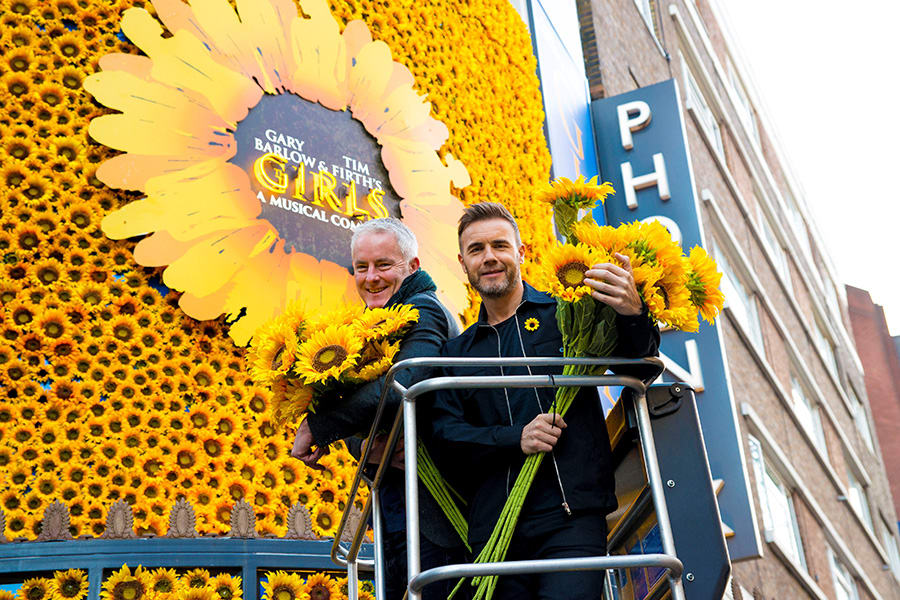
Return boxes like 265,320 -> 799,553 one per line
417,441 -> 471,552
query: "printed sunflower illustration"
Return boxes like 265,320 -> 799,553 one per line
523,317 -> 540,332
84,0 -> 470,345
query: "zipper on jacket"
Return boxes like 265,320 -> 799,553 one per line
486,323 -> 515,498
513,312 -> 572,516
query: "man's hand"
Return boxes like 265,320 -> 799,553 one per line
291,420 -> 329,470
362,434 -> 405,470
584,253 -> 642,316
521,413 -> 567,455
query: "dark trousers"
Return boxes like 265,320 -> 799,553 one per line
476,512 -> 608,600
383,530 -> 467,600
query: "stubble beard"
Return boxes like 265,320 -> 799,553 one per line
469,262 -> 520,299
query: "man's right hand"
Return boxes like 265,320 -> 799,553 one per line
520,413 -> 567,455
291,420 -> 329,470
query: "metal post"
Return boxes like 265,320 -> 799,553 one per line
603,560 -> 616,599
403,397 -> 421,600
633,389 -> 687,600
372,487 -> 387,600
347,557 -> 359,600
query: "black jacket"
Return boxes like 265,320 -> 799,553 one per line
305,269 -> 462,547
430,282 -> 659,544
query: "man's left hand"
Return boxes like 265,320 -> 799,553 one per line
291,420 -> 329,470
584,253 -> 642,316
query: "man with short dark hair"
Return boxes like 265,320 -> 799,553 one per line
431,202 -> 659,599
291,217 -> 464,600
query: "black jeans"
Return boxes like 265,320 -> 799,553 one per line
383,530 -> 468,600
474,511 -> 608,600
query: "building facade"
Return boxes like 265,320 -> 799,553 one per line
524,0 -> 900,598
846,286 -> 900,530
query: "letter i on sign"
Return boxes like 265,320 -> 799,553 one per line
292,163 -> 305,198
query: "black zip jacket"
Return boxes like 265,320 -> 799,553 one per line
430,282 -> 660,544
305,269 -> 462,547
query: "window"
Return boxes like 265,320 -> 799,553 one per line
756,201 -> 790,286
882,520 -> 900,580
727,57 -> 759,143
749,435 -> 806,568
819,266 -> 842,322
790,374 -> 828,459
812,319 -> 839,376
845,465 -> 873,531
712,239 -> 764,354
781,189 -> 813,261
828,548 -> 860,600
681,53 -> 724,157
847,386 -> 875,453
634,0 -> 658,40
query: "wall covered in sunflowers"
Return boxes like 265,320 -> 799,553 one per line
0,0 -> 553,558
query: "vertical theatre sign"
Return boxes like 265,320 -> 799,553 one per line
85,0 -> 470,344
592,79 -> 762,560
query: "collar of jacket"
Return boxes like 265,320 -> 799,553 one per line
383,268 -> 437,308
474,280 -> 555,325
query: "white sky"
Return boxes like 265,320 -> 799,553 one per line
716,0 -> 900,336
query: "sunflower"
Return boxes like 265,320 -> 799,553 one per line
685,246 -> 725,325
533,175 -> 614,210
50,569 -> 89,600
19,577 -> 50,600
523,317 -> 539,332
100,565 -> 150,600
248,318 -> 299,386
147,568 -> 180,597
293,326 -> 363,385
303,573 -> 340,600
620,220 -> 683,273
540,243 -> 607,303
350,304 -> 419,341
261,571 -> 307,600
311,503 -> 339,538
184,568 -> 212,590
315,480 -> 341,505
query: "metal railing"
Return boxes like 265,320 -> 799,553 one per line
331,356 -> 685,600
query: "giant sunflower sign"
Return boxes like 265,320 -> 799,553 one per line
84,0 -> 471,345
0,0 -> 552,546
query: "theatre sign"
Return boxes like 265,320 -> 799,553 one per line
85,0 -> 470,344
593,79 -> 762,561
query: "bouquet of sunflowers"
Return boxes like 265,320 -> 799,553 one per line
248,301 -> 469,547
247,301 -> 420,424
457,176 -> 725,600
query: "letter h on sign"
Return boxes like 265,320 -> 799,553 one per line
617,101 -> 670,209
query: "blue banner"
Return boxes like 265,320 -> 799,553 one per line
592,79 -> 762,561
528,0 -> 604,225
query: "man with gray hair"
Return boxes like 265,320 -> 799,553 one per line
291,217 -> 464,600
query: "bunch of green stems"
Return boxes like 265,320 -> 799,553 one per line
417,441 -> 471,551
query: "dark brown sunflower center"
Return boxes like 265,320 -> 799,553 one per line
317,512 -> 333,529
113,580 -> 144,600
274,586 -> 295,600
271,346 -> 285,370
61,577 -> 81,596
218,586 -> 234,599
312,345 -> 347,372
310,584 -> 331,600
26,584 -> 46,600
556,262 -> 588,289
153,579 -> 172,593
